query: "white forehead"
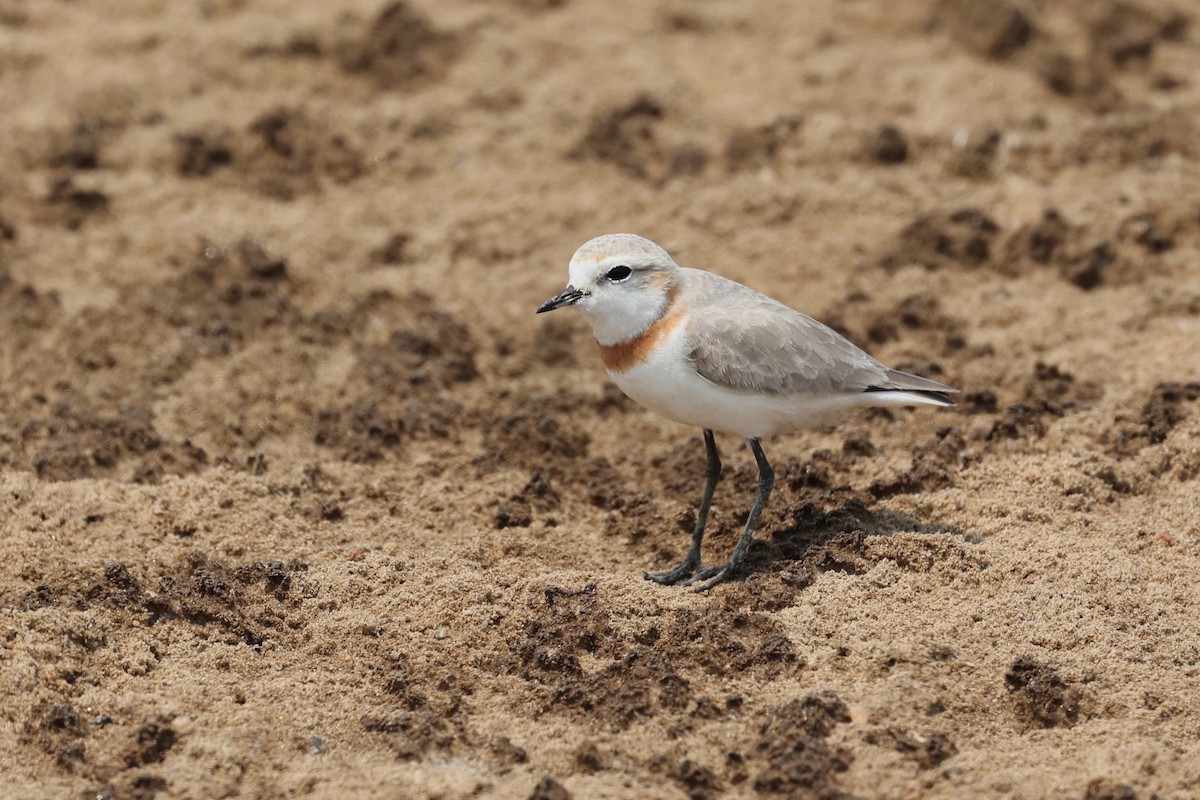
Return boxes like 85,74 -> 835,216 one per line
567,233 -> 674,285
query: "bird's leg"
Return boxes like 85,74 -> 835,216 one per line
689,437 -> 774,592
645,429 -> 722,585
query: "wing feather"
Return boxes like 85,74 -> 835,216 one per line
681,269 -> 893,397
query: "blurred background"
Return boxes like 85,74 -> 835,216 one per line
1,1 -> 1199,798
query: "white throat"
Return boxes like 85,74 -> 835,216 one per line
582,291 -> 672,346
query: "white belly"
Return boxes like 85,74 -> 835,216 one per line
605,319 -> 862,439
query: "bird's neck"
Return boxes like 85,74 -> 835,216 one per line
587,282 -> 680,347
591,284 -> 685,373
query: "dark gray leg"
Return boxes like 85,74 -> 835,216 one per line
688,437 -> 774,592
645,429 -> 722,585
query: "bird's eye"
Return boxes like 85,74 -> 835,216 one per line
606,265 -> 633,281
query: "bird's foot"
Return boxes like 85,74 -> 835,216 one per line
644,557 -> 700,586
683,562 -> 736,592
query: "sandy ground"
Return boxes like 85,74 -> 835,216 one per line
2,0 -> 1200,798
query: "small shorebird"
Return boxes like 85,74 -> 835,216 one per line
537,234 -> 956,591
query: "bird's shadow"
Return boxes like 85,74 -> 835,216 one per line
741,497 -> 973,584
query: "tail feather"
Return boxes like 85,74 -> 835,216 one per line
864,368 -> 958,407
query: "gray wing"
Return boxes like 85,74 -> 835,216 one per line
681,269 -> 947,397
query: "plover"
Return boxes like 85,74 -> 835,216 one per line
537,233 -> 956,591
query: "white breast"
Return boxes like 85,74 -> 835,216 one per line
605,313 -> 871,439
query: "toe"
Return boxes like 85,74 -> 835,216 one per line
677,564 -> 716,587
645,563 -> 695,585
692,566 -> 733,592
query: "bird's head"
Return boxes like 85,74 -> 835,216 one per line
537,233 -> 681,345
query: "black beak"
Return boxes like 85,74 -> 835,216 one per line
536,285 -> 585,314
